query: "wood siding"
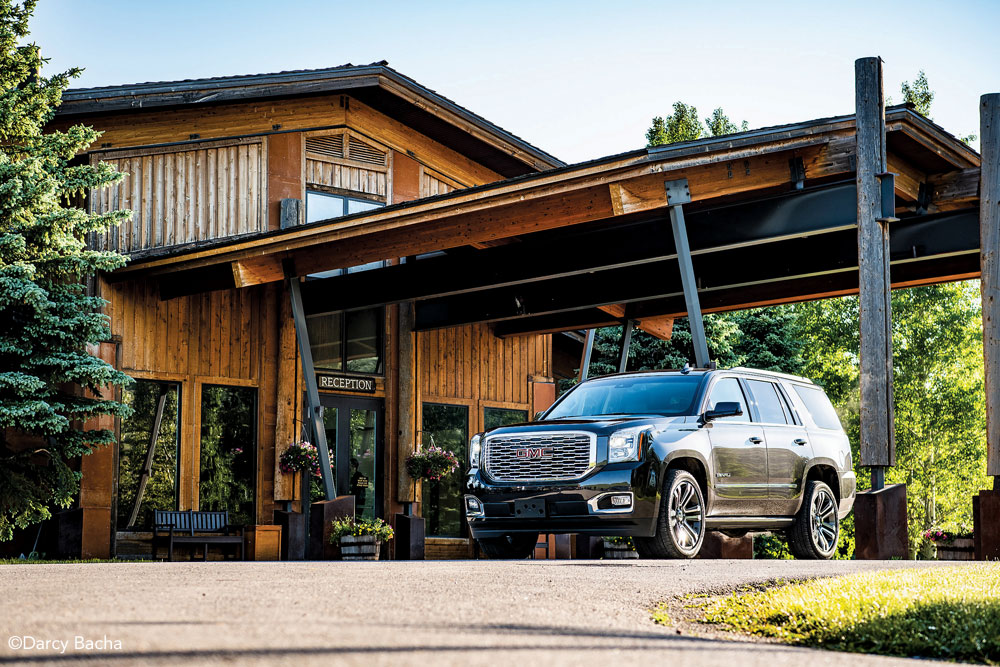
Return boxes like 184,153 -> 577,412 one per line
305,158 -> 388,199
420,170 -> 458,197
90,140 -> 265,253
417,323 -> 551,437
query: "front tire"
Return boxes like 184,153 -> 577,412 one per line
477,533 -> 538,559
788,480 -> 839,559
636,469 -> 706,559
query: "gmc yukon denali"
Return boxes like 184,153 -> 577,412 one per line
464,367 -> 856,560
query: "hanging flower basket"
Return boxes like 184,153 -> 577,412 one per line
405,446 -> 459,482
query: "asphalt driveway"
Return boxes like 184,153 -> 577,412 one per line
0,559 -> 964,666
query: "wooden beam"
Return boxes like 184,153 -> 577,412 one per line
981,93 -> 1000,478
886,154 -> 926,202
929,168 -> 981,211
856,57 -> 895,470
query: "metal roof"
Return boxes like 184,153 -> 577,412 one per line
57,61 -> 564,173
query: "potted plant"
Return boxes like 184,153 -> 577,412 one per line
329,516 -> 394,561
924,528 -> 975,560
405,445 -> 460,482
602,536 -> 638,559
279,441 -> 334,501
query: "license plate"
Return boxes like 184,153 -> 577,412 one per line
514,499 -> 546,518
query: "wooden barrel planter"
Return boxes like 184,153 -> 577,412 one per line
936,538 -> 975,561
339,535 -> 381,561
602,539 -> 638,559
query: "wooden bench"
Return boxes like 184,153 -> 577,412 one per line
152,510 -> 244,561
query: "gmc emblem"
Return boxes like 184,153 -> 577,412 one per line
515,447 -> 552,460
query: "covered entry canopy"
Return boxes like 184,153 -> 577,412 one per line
114,104 -> 982,338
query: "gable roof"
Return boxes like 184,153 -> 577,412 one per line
56,61 -> 564,177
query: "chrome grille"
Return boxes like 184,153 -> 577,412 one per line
483,431 -> 596,482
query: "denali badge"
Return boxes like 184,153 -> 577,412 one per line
515,447 -> 553,460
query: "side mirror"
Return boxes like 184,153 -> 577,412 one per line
533,411 -> 545,422
702,401 -> 743,422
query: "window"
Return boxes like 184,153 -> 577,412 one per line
306,307 -> 384,374
116,381 -> 181,530
421,404 -> 469,538
199,385 -> 257,526
746,380 -> 788,425
306,191 -> 384,223
706,377 -> 749,422
546,374 -> 704,419
793,385 -> 843,430
484,407 -> 528,431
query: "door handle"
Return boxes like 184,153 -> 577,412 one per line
793,438 -> 808,446
748,436 -> 763,444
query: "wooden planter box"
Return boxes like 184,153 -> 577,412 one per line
602,539 -> 638,559
340,535 -> 382,561
245,525 -> 282,561
936,538 -> 975,561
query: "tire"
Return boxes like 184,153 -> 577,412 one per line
635,469 -> 706,559
787,480 -> 840,559
477,533 -> 539,559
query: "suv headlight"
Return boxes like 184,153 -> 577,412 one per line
608,427 -> 645,463
469,434 -> 482,468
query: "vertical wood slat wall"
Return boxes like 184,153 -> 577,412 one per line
305,159 -> 388,198
417,323 -> 552,436
89,139 -> 265,253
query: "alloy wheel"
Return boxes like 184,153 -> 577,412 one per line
667,479 -> 703,551
810,487 -> 838,554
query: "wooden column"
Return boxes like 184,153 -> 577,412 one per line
981,93 -> 1000,481
855,57 -> 895,476
396,301 -> 418,504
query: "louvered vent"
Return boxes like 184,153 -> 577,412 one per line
306,135 -> 345,159
348,136 -> 387,166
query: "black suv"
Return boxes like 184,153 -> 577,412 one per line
465,367 -> 855,559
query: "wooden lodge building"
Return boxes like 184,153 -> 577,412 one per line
37,60 -> 999,560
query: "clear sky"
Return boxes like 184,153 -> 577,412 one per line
29,0 -> 1000,164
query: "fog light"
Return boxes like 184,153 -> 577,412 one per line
610,495 -> 632,507
465,496 -> 484,517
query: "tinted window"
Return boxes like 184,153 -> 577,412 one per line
421,404 -> 469,538
746,380 -> 788,425
199,385 -> 257,526
793,385 -> 843,430
305,307 -> 383,374
706,377 -> 749,422
484,407 -> 528,430
546,375 -> 703,419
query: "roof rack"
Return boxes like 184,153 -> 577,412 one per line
729,367 -> 814,384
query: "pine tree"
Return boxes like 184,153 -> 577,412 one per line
0,0 -> 132,542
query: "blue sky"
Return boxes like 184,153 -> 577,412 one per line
30,0 -> 1000,164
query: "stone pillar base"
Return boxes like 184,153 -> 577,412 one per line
973,490 -> 1000,561
308,496 -> 355,560
854,483 -> 908,559
697,531 -> 753,559
273,510 -> 306,561
393,514 -> 425,560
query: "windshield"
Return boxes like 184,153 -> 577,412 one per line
545,374 -> 705,419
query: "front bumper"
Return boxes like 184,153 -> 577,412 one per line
465,465 -> 659,539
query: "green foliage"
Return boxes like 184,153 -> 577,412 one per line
0,1 -> 132,541
647,103 -> 747,147
702,565 -> 1000,663
329,515 -> 394,542
901,70 -> 934,118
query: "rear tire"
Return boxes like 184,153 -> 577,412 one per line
787,480 -> 839,560
477,533 -> 539,559
636,469 -> 706,559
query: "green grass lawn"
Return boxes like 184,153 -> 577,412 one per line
700,564 -> 1000,665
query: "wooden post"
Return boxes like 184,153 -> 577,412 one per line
855,57 -> 895,478
982,93 -> 1000,481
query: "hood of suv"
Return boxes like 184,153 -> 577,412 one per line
485,415 -> 687,437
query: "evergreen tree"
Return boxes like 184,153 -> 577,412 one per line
0,0 -> 131,541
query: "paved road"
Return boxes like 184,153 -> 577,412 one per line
0,559 -> 964,666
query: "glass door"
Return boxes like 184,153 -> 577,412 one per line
319,395 -> 383,520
